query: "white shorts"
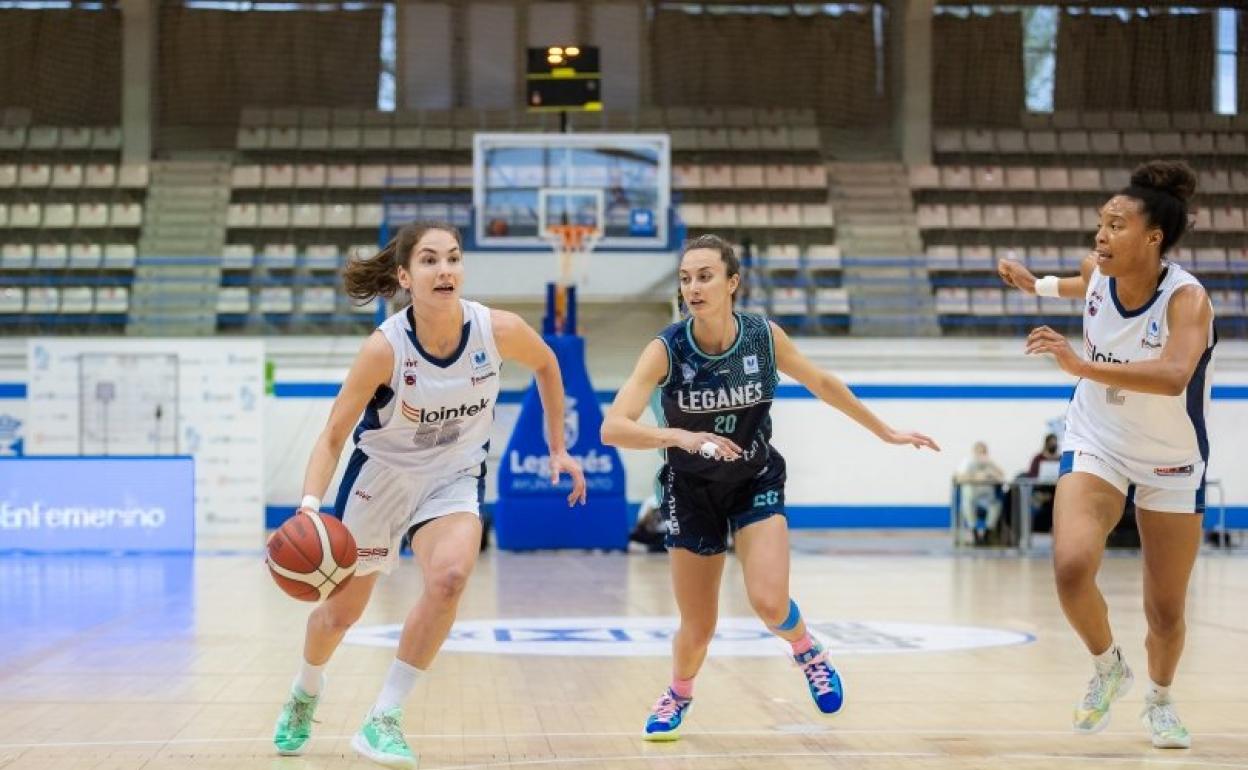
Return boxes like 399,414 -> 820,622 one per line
1059,447 -> 1205,515
334,449 -> 483,576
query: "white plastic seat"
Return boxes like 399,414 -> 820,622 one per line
51,164 -> 83,188
69,243 -> 102,269
300,286 -> 336,313
76,203 -> 109,228
291,204 -> 323,228
227,203 -> 259,228
258,203 -> 291,228
259,286 -> 294,313
102,244 -> 137,269
109,203 -> 143,227
262,243 -> 297,269
217,287 -> 251,314
263,165 -> 295,188
25,287 -> 59,313
95,287 -> 130,312
221,244 -> 255,269
84,164 -> 117,188
35,243 -> 68,268
18,164 -> 51,187
60,287 -> 93,313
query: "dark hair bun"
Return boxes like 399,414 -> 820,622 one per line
1130,160 -> 1196,204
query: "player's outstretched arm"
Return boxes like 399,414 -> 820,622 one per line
492,309 -> 586,505
769,321 -> 940,452
1026,284 -> 1212,396
298,331 -> 392,512
601,339 -> 742,460
998,252 -> 1094,300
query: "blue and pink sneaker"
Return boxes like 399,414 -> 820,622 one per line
794,647 -> 845,715
643,688 -> 693,741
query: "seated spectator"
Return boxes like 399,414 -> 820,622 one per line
1023,433 -> 1061,532
956,441 -> 1006,545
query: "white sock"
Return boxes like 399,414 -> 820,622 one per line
1147,680 -> 1171,703
296,660 -> 325,697
1092,643 -> 1121,673
373,658 -> 423,715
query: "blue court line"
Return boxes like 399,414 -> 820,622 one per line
264,504 -> 1248,531
6,382 -> 1248,401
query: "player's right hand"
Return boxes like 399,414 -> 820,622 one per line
997,258 -> 1037,293
673,430 -> 742,461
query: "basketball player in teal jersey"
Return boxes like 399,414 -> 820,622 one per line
602,235 -> 940,739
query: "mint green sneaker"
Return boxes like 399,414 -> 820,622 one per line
1141,697 -> 1191,749
351,707 -> 416,768
273,685 -> 321,756
1073,655 -> 1133,733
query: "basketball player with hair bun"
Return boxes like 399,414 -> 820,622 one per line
602,234 -> 939,740
272,222 -> 586,767
999,161 -> 1214,748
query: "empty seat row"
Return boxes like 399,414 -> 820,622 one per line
929,244 -> 1248,274
0,286 -> 129,313
934,128 -> 1248,157
669,126 -> 820,153
917,202 -> 1248,233
216,286 -> 375,315
0,202 -> 143,229
237,123 -> 822,153
239,106 -> 817,130
935,288 -> 1081,316
674,163 -> 827,190
228,203 -> 386,229
231,163 -> 471,190
0,163 -> 149,189
738,286 -> 850,315
221,243 -> 374,270
910,165 -> 1248,194
935,286 -> 1248,317
0,126 -> 123,152
679,202 -> 835,229
0,243 -> 137,269
752,243 -> 843,270
1021,110 -> 1248,132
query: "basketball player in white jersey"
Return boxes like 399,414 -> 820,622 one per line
999,161 -> 1213,749
272,223 -> 587,767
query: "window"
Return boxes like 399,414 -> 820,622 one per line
378,2 -> 395,111
1022,6 -> 1057,114
1215,8 -> 1238,115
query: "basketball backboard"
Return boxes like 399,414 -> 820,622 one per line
472,133 -> 671,250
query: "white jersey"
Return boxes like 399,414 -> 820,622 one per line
1065,262 -> 1214,485
354,299 -> 502,475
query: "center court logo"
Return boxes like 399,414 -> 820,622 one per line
344,616 -> 1033,657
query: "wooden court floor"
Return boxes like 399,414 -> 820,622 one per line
1,534 -> 1246,769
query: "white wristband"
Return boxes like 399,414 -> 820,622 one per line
300,494 -> 321,512
1034,275 -> 1061,298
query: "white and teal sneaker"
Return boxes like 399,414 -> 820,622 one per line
1073,654 -> 1133,733
1141,697 -> 1191,749
273,684 -> 321,756
643,688 -> 692,742
351,707 -> 416,768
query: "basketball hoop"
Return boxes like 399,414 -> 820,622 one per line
544,223 -> 600,334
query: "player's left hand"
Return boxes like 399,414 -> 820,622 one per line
1026,325 -> 1084,377
549,449 -> 588,506
882,429 -> 941,452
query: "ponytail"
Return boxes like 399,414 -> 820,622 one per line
341,221 -> 462,304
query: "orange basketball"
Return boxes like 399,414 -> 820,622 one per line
267,511 -> 357,602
